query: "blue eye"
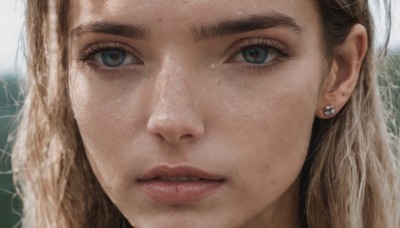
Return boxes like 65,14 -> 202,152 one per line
92,48 -> 137,68
241,46 -> 276,64
101,49 -> 126,67
100,49 -> 127,67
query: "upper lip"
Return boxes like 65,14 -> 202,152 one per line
137,165 -> 225,181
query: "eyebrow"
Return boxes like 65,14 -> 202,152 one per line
70,22 -> 150,40
69,12 -> 301,42
191,13 -> 302,42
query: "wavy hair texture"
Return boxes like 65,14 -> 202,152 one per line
12,0 -> 400,227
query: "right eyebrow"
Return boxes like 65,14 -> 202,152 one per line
70,21 -> 150,40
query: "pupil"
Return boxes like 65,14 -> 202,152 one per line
110,53 -> 120,61
250,51 -> 260,58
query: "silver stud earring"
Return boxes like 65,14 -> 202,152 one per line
323,105 -> 336,116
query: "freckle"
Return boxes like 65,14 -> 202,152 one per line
158,18 -> 162,22
265,164 -> 270,170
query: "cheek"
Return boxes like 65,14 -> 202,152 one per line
213,67 -> 320,209
68,68 -> 147,188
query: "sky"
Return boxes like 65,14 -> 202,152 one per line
0,0 -> 399,75
0,0 -> 25,76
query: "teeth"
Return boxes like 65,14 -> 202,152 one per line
158,176 -> 202,182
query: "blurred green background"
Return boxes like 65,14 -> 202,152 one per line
0,53 -> 399,228
0,75 -> 22,228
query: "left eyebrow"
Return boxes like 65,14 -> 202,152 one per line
191,12 -> 302,42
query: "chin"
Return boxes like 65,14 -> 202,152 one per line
127,211 -> 242,228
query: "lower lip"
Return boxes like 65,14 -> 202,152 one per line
138,179 -> 224,204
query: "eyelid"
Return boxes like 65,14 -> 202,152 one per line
78,41 -> 144,64
76,41 -> 145,77
219,37 -> 293,75
225,37 -> 291,64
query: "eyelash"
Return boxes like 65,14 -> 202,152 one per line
78,42 -> 142,76
227,37 -> 291,73
78,38 -> 292,75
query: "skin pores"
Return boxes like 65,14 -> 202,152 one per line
69,0 -> 325,227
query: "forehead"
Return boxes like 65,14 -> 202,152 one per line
69,0 -> 320,35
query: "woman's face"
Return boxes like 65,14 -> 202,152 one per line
69,0 -> 325,227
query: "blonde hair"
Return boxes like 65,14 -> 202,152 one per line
12,0 -> 400,227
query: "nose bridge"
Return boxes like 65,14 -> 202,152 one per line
146,55 -> 204,145
153,57 -> 192,117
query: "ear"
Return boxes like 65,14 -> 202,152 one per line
315,24 -> 368,119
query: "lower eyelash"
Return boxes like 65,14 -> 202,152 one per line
237,59 -> 286,74
78,59 -> 130,77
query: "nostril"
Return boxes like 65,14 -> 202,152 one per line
155,133 -> 164,141
147,121 -> 203,145
180,134 -> 194,140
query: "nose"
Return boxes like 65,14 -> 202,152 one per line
146,65 -> 205,145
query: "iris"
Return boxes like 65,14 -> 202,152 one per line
101,49 -> 126,67
242,46 -> 269,64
